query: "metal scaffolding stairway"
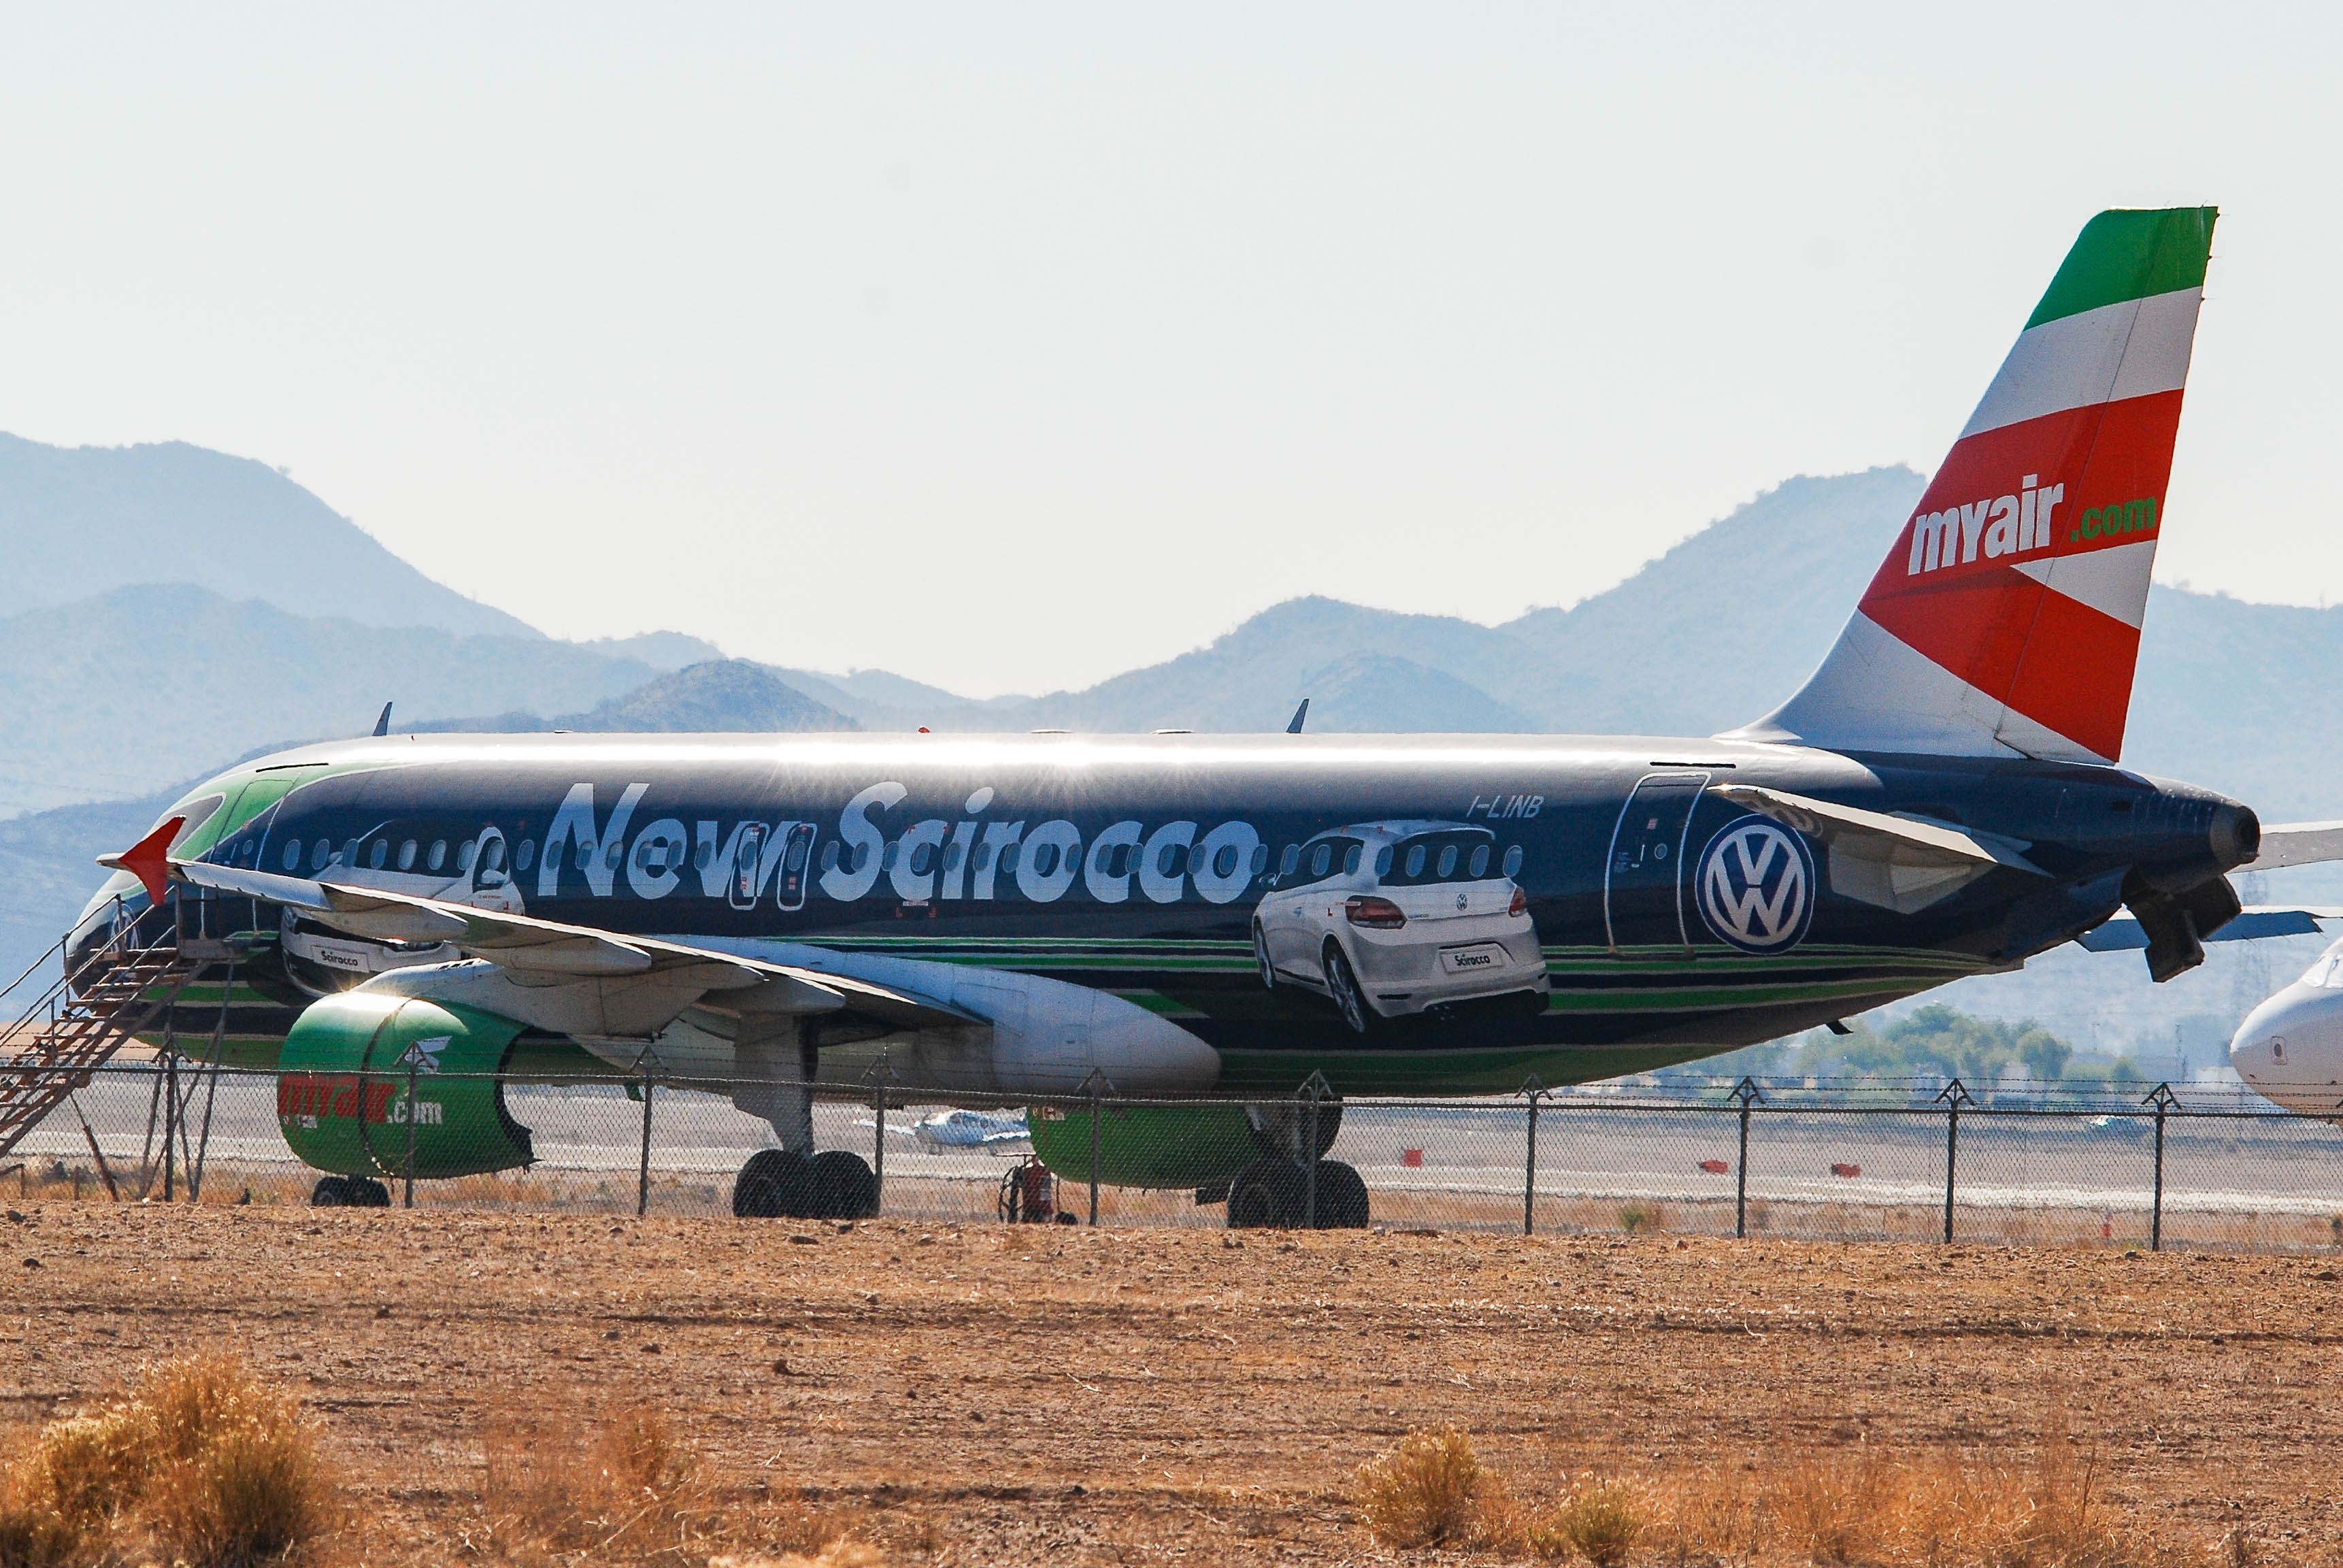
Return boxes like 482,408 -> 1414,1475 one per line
0,895 -> 216,1166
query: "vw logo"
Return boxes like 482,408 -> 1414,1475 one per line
1695,816 -> 1814,955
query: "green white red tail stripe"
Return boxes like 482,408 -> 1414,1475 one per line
1736,206 -> 2216,765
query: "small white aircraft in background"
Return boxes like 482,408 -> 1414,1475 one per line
855,1108 -> 1033,1152
2115,819 -> 2343,1112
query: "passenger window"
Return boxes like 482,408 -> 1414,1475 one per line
368,840 -> 388,869
1160,842 -> 1186,877
398,840 -> 418,871
1214,844 -> 1239,878
1000,842 -> 1020,875
820,840 -> 841,873
429,841 -> 448,871
1343,844 -> 1362,875
1250,844 -> 1269,877
973,843 -> 993,872
1035,843 -> 1060,877
1437,844 -> 1459,879
1502,845 -> 1524,878
602,842 -> 620,869
339,839 -> 358,867
883,841 -> 901,872
1375,846 -> 1394,877
282,840 -> 302,871
1309,844 -> 1331,879
461,842 -> 479,873
574,842 -> 592,871
909,841 -> 934,877
1469,844 -> 1491,878
484,839 -> 506,871
695,841 -> 714,870
1406,844 -> 1427,878
788,837 -> 811,873
852,843 -> 871,873
516,840 -> 537,871
1280,844 -> 1301,878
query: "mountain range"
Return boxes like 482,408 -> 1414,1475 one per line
5,430 -> 2343,1056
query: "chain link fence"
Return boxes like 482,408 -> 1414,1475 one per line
11,1060 -> 2343,1252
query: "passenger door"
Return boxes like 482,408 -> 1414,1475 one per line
1603,772 -> 1709,954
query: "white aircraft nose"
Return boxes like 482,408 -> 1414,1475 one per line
2229,984 -> 2343,1110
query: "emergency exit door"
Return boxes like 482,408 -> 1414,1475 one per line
1603,772 -> 1709,952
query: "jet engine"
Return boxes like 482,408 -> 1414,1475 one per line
276,990 -> 535,1180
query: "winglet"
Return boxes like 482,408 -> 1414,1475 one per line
373,701 -> 394,737
95,816 -> 184,907
1286,697 -> 1310,735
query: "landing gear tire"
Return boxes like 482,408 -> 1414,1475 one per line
1228,1161 -> 1300,1229
808,1150 -> 879,1219
733,1149 -> 812,1218
1253,921 -> 1276,990
311,1175 -> 392,1209
1323,941 -> 1386,1037
1311,1160 -> 1371,1229
1227,1158 -> 1370,1229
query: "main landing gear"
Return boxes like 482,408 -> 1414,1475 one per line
311,1175 -> 391,1208
1227,1158 -> 1370,1229
731,1149 -> 879,1220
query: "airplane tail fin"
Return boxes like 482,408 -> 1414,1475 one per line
1731,206 -> 2216,764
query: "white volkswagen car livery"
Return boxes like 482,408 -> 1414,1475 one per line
1250,821 -> 1548,1032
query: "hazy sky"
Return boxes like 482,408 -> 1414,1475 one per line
5,5 -> 2340,696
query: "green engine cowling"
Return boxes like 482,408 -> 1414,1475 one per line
276,990 -> 535,1180
1026,1103 -> 1263,1190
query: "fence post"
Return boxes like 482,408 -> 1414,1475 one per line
1935,1078 -> 1974,1244
1731,1076 -> 1765,1239
1078,1068 -> 1113,1227
863,1050 -> 898,1218
2145,1081 -> 2178,1252
636,1061 -> 654,1218
1520,1075 -> 1548,1237
404,1061 -> 420,1210
161,1049 -> 178,1203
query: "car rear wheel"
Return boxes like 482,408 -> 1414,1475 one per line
1253,921 -> 1276,989
1323,941 -> 1384,1035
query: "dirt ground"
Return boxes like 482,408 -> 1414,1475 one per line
0,1203 -> 2336,1565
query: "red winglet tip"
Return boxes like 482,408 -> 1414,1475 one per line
117,816 -> 184,907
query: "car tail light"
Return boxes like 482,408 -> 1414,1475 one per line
1508,886 -> 1528,916
1345,895 -> 1406,929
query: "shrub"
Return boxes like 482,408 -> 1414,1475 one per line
1550,1480 -> 1645,1566
1354,1426 -> 1485,1548
0,1353 -> 325,1568
1618,1204 -> 1667,1234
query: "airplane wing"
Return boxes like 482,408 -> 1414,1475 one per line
2248,821 -> 2343,871
1712,784 -> 2045,915
2075,905 -> 2343,952
171,859 -> 975,1030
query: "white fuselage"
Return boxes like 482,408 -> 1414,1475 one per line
2229,937 -> 2343,1112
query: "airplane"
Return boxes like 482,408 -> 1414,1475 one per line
66,203 -> 2340,1228
856,1108 -> 1033,1153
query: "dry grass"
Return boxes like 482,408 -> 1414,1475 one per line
0,1351 -> 326,1567
1354,1425 -> 1491,1548
485,1403 -> 857,1567
1367,1420 -> 2142,1568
